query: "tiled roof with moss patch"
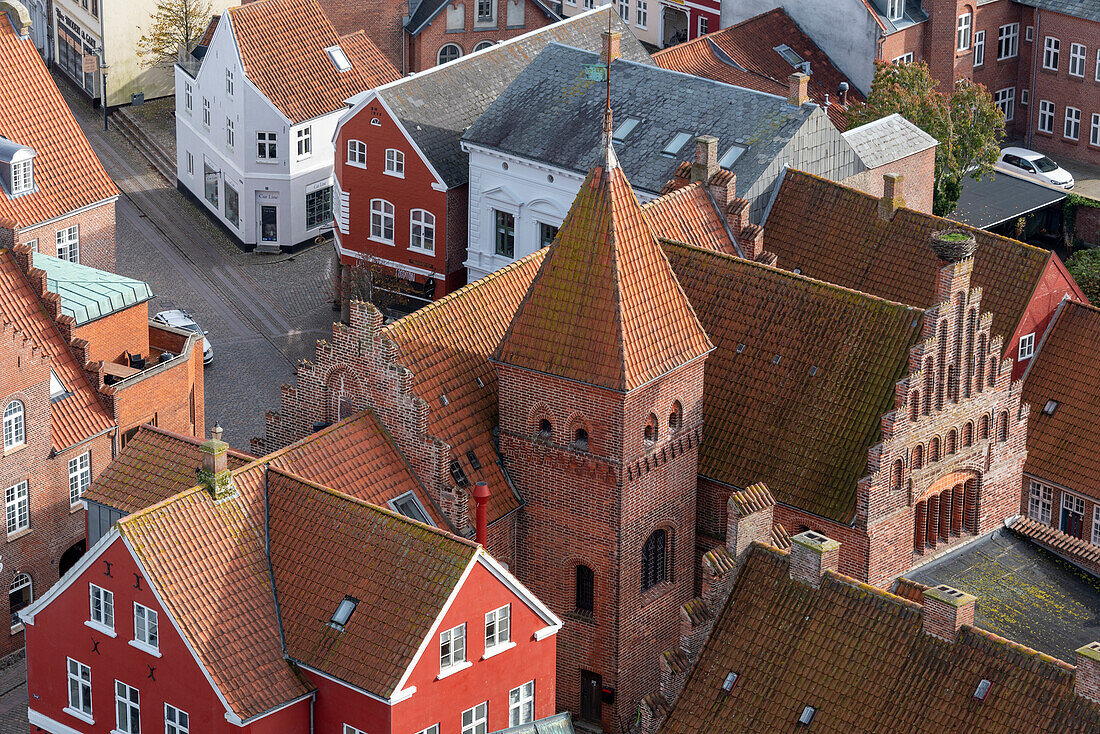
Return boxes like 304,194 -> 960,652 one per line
642,182 -> 735,254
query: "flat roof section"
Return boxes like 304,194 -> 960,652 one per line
953,169 -> 1067,229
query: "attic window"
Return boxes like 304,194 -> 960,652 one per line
661,131 -> 693,157
466,450 -> 482,470
389,491 -> 432,525
325,45 -> 352,72
798,706 -> 816,725
1042,400 -> 1058,416
329,596 -> 359,630
736,343 -> 746,354
0,137 -> 35,197
974,679 -> 992,700
775,44 -> 804,67
773,355 -> 781,365
613,116 -> 641,142
449,459 -> 470,487
718,144 -> 746,169
809,365 -> 818,376
475,376 -> 485,388
722,672 -> 738,691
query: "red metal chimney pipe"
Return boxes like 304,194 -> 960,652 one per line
473,481 -> 490,546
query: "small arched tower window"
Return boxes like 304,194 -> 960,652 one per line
988,357 -> 998,388
642,529 -> 668,592
644,414 -> 658,445
947,429 -> 958,456
891,460 -> 904,491
998,411 -> 1010,443
575,565 -> 594,614
930,437 -> 941,462
669,401 -> 683,432
573,428 -> 589,452
537,419 -> 552,441
913,444 -> 924,470
909,391 -> 920,422
963,421 -> 974,447
979,414 -> 990,440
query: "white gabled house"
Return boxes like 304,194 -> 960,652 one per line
174,0 -> 398,252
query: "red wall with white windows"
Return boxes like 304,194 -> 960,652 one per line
1007,256 -> 1085,380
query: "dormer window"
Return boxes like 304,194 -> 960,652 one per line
11,159 -> 32,194
886,0 -> 902,22
49,370 -> 68,402
325,45 -> 352,72
0,138 -> 35,197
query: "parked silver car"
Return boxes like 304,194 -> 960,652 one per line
152,309 -> 213,364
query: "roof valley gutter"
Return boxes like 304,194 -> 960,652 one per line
264,465 -> 289,655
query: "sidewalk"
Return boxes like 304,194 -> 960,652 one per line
0,653 -> 27,734
1061,157 -> 1100,201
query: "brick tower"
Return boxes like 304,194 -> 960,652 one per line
492,61 -> 714,731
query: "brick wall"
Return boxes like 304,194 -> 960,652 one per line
17,199 -> 117,272
407,0 -> 557,71
101,334 -> 204,440
1078,204 -> 1100,247
842,149 -> 937,215
71,302 -> 151,366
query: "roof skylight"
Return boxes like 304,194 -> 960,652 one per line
722,672 -> 738,691
329,596 -> 359,630
974,679 -> 992,700
719,144 -> 747,169
1042,400 -> 1058,416
775,44 -> 804,67
661,131 -> 693,157
798,705 -> 816,725
325,45 -> 352,72
613,117 -> 641,142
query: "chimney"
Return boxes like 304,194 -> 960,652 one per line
921,584 -> 976,641
929,228 -> 978,305
1075,642 -> 1100,704
787,72 -> 810,107
838,81 -> 850,107
878,173 -> 905,220
198,424 -> 235,501
691,135 -> 719,184
472,481 -> 490,546
725,483 -> 775,559
601,30 -> 621,67
788,531 -> 839,588
0,1 -> 32,40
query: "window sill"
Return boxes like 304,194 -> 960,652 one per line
64,707 -> 94,725
347,161 -> 367,169
640,581 -> 674,608
3,442 -> 26,457
409,247 -> 435,257
482,640 -> 516,660
70,503 -> 83,514
128,639 -> 162,658
256,159 -> 280,165
437,660 -> 473,680
5,528 -> 31,543
9,623 -> 23,635
85,619 -> 117,638
383,170 -> 405,179
368,236 -> 396,246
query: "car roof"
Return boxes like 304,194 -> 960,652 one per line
1001,147 -> 1049,160
155,309 -> 195,324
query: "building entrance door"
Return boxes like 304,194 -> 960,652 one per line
580,670 -> 602,723
259,204 -> 278,243
1062,493 -> 1085,538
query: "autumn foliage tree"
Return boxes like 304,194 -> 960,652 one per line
847,61 -> 1005,217
137,0 -> 213,68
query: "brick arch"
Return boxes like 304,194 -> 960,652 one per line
668,399 -> 683,433
915,469 -> 979,505
323,366 -> 360,423
565,411 -> 591,445
527,401 -> 553,439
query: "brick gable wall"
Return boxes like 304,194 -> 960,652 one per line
16,200 -> 117,272
407,0 -> 557,72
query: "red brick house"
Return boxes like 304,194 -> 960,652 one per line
21,426 -> 561,734
0,3 -> 118,271
0,245 -> 204,661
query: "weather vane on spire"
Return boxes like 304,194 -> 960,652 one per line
581,12 -> 622,168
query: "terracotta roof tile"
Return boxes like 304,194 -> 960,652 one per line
652,8 -> 861,129
495,164 -> 713,392
0,250 -> 113,451
0,20 -> 117,228
661,544 -> 1100,733
641,182 -> 735,253
1011,515 -> 1100,566
227,0 -> 399,124
1021,300 -> 1100,500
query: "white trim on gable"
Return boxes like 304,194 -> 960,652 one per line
476,549 -> 562,634
29,708 -> 87,734
483,185 -> 523,207
294,660 -> 416,704
19,528 -> 120,625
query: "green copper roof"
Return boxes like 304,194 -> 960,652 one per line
33,251 -> 153,325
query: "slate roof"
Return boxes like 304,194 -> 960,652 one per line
954,168 -> 1067,229
842,113 -> 937,169
226,0 -> 399,124
0,249 -> 114,452
33,252 -> 153,326
405,0 -> 560,35
660,543 -> 1100,733
1016,0 -> 1100,23
651,8 -> 863,129
664,242 -> 923,521
1021,299 -> 1100,500
641,182 -> 737,254
463,44 -> 856,197
0,18 -> 117,229
83,425 -> 252,514
375,7 -> 651,188
495,161 -> 713,392
764,169 -> 1060,345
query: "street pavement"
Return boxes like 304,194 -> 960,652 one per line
0,654 -> 25,734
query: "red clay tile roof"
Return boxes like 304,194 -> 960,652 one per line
83,425 -> 252,513
660,544 -> 1100,733
765,169 -> 1058,345
226,0 -> 399,124
1021,299 -> 1100,500
0,250 -> 113,451
664,241 -> 923,522
496,163 -> 713,392
0,20 -> 116,228
267,466 -> 477,696
1010,515 -> 1100,568
652,8 -> 862,129
641,182 -> 735,253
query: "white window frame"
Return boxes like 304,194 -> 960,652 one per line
56,224 -> 79,262
5,480 -> 28,534
257,131 -> 278,161
636,0 -> 647,29
440,622 -> 467,673
1029,480 -> 1052,524
1096,49 -> 1100,82
296,126 -> 312,158
114,680 -> 140,734
893,52 -> 914,64
509,680 -> 535,726
438,44 -> 462,65
462,701 -> 489,734
186,151 -> 194,175
416,726 -> 440,734
347,139 -> 367,168
1043,36 -> 1059,70
1018,332 -> 1035,361
886,0 -> 902,22
11,159 -> 32,194
385,148 -> 405,177
68,451 -> 90,506
89,583 -> 114,632
956,13 -> 971,51
202,97 -> 210,127
165,704 -> 189,734
409,209 -> 435,254
617,0 -> 628,20
226,117 -> 234,149
1065,106 -> 1081,141
973,30 -> 984,67
1038,100 -> 1055,133
184,82 -> 192,113
1025,25 -> 1033,42
1091,113 -> 1100,147
1021,88 -> 1029,106
484,604 -> 511,653
993,87 -> 1014,122
369,199 -> 395,244
1069,42 -> 1086,77
344,726 -> 367,734
225,68 -> 234,96
697,15 -> 707,36
997,23 -> 1018,60
132,602 -> 159,654
3,399 -> 24,449
66,658 -> 92,722
1093,506 -> 1100,546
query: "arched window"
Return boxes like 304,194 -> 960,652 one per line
930,437 -> 941,462
369,199 -> 394,243
575,565 -> 594,614
947,429 -> 958,455
998,411 -> 1009,443
963,421 -> 974,447
891,460 -> 904,491
410,209 -> 435,253
913,444 -> 924,470
9,573 -> 31,628
573,428 -> 589,452
473,40 -> 495,51
909,391 -> 920,421
385,148 -> 404,176
437,43 -> 462,65
644,413 -> 658,446
923,359 -> 934,416
537,419 -> 552,441
346,139 -> 366,166
979,414 -> 990,440
642,529 -> 668,591
668,401 -> 682,432
3,400 -> 24,449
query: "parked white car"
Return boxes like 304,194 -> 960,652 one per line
998,147 -> 1075,189
153,309 -> 213,364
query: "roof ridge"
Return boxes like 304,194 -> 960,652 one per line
133,423 -> 255,459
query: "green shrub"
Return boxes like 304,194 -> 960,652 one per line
1066,247 -> 1100,303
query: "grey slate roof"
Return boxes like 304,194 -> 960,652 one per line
842,113 -> 937,169
953,168 -> 1067,228
463,44 -> 862,213
378,7 -> 651,188
406,0 -> 560,35
33,251 -> 153,326
877,0 -> 929,34
1015,0 -> 1100,23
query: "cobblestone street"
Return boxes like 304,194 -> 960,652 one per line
0,653 -> 25,734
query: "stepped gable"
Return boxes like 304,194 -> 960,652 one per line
660,544 -> 1100,733
663,241 -> 922,521
495,155 -> 713,392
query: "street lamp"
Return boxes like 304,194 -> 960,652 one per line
100,61 -> 109,131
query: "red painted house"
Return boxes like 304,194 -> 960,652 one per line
21,432 -> 561,734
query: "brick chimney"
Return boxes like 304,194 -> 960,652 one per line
1075,642 -> 1100,703
726,483 -> 775,558
921,584 -> 976,641
601,30 -> 621,66
691,135 -> 719,183
789,531 -> 839,588
930,228 -> 978,306
878,173 -> 905,220
198,424 -> 235,501
838,81 -> 850,107
787,72 -> 810,107
0,1 -> 32,40
472,481 -> 490,545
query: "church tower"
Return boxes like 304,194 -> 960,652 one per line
492,32 -> 713,732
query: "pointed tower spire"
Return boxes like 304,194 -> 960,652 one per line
600,25 -> 621,170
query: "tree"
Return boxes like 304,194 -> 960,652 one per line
846,61 -> 1005,217
338,253 -> 429,321
136,0 -> 213,68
